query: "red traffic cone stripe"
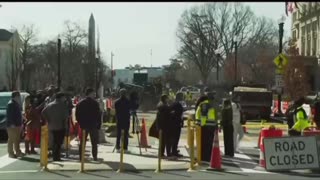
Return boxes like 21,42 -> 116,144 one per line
140,118 -> 151,148
210,129 -> 222,169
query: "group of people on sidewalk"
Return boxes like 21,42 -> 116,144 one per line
5,87 -> 103,162
151,92 -> 185,159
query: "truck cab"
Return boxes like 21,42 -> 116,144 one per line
233,85 -> 273,122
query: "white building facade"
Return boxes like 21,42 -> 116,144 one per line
0,29 -> 22,91
291,2 -> 320,57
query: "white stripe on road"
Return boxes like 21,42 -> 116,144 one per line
0,148 -> 26,169
0,155 -> 18,169
0,170 -> 38,174
229,168 -> 274,174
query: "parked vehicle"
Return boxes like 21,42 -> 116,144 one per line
232,85 -> 273,122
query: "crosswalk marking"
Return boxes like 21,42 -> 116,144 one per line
0,148 -> 25,169
0,155 -> 18,169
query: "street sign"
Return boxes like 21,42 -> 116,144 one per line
264,136 -> 320,171
274,53 -> 288,69
275,74 -> 284,88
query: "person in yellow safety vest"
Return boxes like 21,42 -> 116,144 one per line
289,97 -> 311,136
169,89 -> 175,102
186,91 -> 193,108
195,92 -> 217,162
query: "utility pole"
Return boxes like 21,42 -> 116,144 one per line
150,49 -> 153,67
57,38 -> 61,91
111,52 -> 114,88
234,40 -> 238,83
216,54 -> 220,82
277,17 -> 285,116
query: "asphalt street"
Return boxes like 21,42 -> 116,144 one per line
0,112 -> 319,179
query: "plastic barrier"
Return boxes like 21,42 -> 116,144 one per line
302,129 -> 320,136
259,126 -> 283,168
155,130 -> 162,173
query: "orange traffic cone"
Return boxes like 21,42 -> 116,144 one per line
257,130 -> 262,149
140,118 -> 151,148
259,135 -> 266,168
209,129 -> 222,170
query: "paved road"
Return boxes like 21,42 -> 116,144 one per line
0,112 -> 318,179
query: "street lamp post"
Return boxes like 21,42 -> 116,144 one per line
234,35 -> 239,84
57,38 -> 61,91
277,16 -> 285,116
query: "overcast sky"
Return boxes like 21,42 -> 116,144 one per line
0,2 -> 292,69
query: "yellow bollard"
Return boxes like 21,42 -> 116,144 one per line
78,130 -> 86,173
40,126 -> 45,167
117,130 -> 125,173
155,130 -> 162,173
196,126 -> 202,166
41,125 -> 49,171
187,127 -> 196,172
64,135 -> 70,158
187,118 -> 191,148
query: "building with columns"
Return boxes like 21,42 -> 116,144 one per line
290,2 -> 320,92
291,2 -> 320,57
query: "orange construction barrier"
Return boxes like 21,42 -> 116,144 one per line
209,129 -> 221,170
140,118 -> 151,148
259,126 -> 283,168
302,129 -> 320,136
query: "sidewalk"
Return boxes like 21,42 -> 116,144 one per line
47,138 -> 190,171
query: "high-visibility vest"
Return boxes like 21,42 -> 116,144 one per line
186,93 -> 192,101
169,92 -> 175,100
292,106 -> 311,132
195,100 -> 216,126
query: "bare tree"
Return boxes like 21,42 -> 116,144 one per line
177,5 -> 220,85
19,24 -> 38,90
62,20 -> 87,52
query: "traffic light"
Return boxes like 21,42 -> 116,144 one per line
111,70 -> 116,77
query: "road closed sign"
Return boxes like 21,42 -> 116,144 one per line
264,136 -> 320,171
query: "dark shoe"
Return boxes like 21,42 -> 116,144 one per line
30,150 -> 38,155
53,158 -> 62,161
16,152 -> 25,157
8,154 -> 17,159
172,153 -> 183,158
93,157 -> 98,161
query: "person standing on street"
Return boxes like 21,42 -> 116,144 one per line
195,92 -> 217,162
76,88 -> 101,161
232,98 -> 243,153
170,92 -> 184,158
156,94 -> 172,158
289,97 -> 311,136
221,99 -> 234,157
41,92 -> 69,161
6,91 -> 25,158
114,89 -> 131,153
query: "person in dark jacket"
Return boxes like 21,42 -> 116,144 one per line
76,88 -> 101,161
114,89 -> 131,153
157,94 -> 173,158
221,99 -> 234,157
6,91 -> 24,158
42,92 -> 69,161
170,92 -> 184,158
